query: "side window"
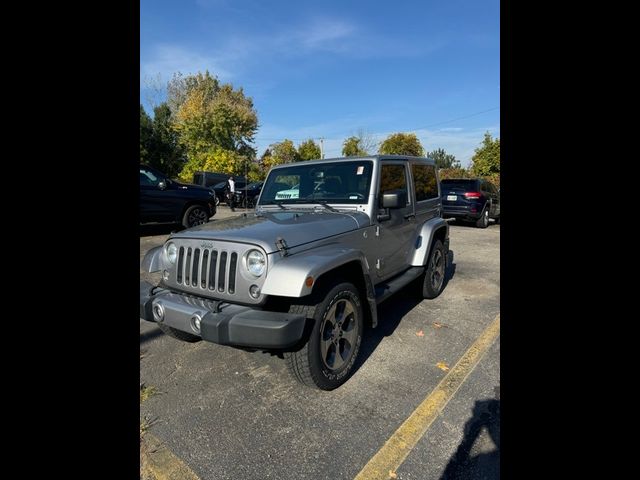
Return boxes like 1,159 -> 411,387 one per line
379,164 -> 409,206
140,168 -> 160,186
412,163 -> 438,201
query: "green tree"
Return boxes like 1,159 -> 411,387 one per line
170,71 -> 258,167
149,103 -> 185,177
427,148 -> 460,169
378,133 -> 424,156
470,132 -> 500,176
342,136 -> 368,157
140,105 -> 153,164
178,146 -> 246,183
297,139 -> 321,161
266,139 -> 299,169
439,167 -> 472,180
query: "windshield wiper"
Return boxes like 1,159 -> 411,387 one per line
313,201 -> 338,212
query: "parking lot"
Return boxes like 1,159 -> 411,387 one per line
140,207 -> 500,480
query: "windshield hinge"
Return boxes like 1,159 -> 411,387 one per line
275,237 -> 289,256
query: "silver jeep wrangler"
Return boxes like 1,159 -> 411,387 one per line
140,155 -> 451,390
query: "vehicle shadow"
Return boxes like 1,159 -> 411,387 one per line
440,396 -> 500,480
447,219 -> 500,228
352,259 -> 457,375
139,224 -> 180,237
140,326 -> 164,345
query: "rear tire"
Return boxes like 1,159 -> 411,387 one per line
285,282 -> 363,390
475,205 -> 490,228
182,205 -> 209,229
157,323 -> 201,343
421,239 -> 446,299
494,215 -> 500,224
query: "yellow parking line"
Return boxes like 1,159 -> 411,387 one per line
354,314 -> 500,480
142,432 -> 201,480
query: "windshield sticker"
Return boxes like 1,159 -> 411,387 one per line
356,166 -> 364,175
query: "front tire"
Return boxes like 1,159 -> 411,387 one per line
285,282 -> 363,390
182,205 -> 209,229
421,239 -> 446,299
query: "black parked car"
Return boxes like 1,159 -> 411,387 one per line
233,181 -> 264,208
211,180 -> 247,206
440,178 -> 500,228
140,164 -> 217,228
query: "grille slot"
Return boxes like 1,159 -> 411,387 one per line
208,250 -> 218,290
192,248 -> 200,286
218,252 -> 227,292
228,253 -> 238,294
177,247 -> 184,283
201,250 -> 209,288
185,247 -> 192,285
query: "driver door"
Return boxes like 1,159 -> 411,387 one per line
374,161 -> 416,279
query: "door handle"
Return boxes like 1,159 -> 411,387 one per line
404,213 -> 416,220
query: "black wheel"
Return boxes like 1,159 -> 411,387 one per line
156,323 -> 201,343
494,215 -> 500,224
285,282 -> 363,390
475,205 -> 490,228
182,205 -> 209,228
421,239 -> 446,299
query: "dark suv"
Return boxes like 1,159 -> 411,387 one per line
440,178 -> 500,228
140,164 -> 217,228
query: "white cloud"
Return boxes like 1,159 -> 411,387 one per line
140,44 -> 233,87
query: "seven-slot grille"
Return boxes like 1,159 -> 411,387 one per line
176,246 -> 239,295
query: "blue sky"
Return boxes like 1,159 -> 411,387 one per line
140,0 -> 499,167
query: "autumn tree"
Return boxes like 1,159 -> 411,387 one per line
168,71 -> 258,180
297,139 -> 321,161
342,136 -> 368,157
378,133 -> 424,156
470,132 -> 500,177
427,148 -> 460,169
264,139 -> 299,169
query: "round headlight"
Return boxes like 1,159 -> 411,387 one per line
246,250 -> 266,276
165,242 -> 178,264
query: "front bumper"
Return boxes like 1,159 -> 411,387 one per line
140,282 -> 306,349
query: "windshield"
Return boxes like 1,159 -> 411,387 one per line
259,161 -> 374,205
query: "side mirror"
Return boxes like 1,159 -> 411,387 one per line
382,190 -> 407,209
158,181 -> 167,190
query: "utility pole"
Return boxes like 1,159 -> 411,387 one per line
320,137 -> 324,159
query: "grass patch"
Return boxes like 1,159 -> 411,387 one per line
140,383 -> 157,403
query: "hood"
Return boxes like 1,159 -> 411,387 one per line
171,210 -> 370,253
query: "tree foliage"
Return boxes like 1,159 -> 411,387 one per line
140,105 -> 153,164
297,139 -> 321,161
265,139 -> 299,169
170,71 -> 259,170
378,133 -> 424,156
342,136 -> 368,157
140,103 -> 185,177
427,148 -> 460,169
470,132 -> 500,177
178,146 -> 247,183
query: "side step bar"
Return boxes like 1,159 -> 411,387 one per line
374,267 -> 425,304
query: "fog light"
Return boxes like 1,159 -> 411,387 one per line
190,312 -> 202,334
162,270 -> 170,281
249,285 -> 261,298
152,302 -> 165,322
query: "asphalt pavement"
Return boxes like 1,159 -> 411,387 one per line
140,207 -> 500,480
